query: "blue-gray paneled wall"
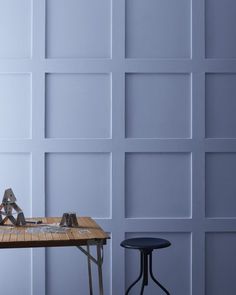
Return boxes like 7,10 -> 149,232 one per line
0,0 -> 235,294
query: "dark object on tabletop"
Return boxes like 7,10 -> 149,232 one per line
60,212 -> 79,227
120,237 -> 171,295
25,220 -> 43,224
0,188 -> 26,226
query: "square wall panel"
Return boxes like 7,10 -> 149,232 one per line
125,74 -> 191,138
0,0 -> 31,58
0,153 -> 31,217
125,153 -> 191,218
46,153 -> 111,218
205,74 -> 236,138
45,74 -> 111,139
46,237 -> 111,295
125,0 -> 191,58
206,233 -> 236,295
0,74 -> 31,139
125,232 -> 191,295
206,0 -> 236,58
46,0 -> 111,58
205,153 -> 236,218
0,249 -> 31,295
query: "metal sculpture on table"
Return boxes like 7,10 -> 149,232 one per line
60,212 -> 79,227
0,188 -> 26,226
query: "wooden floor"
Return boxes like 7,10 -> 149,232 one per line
0,217 -> 109,248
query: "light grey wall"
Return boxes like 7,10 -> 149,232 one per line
0,0 -> 236,294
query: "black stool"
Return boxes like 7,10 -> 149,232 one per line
120,237 -> 171,295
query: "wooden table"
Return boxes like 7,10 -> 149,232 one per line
0,217 -> 109,295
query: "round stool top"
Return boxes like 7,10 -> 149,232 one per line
120,237 -> 171,250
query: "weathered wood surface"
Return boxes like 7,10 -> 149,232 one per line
0,217 -> 109,248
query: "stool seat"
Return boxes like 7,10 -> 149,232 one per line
120,237 -> 171,251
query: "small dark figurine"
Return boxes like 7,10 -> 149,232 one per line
60,212 -> 79,227
0,188 -> 26,226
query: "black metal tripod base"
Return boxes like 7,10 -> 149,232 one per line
125,250 -> 170,295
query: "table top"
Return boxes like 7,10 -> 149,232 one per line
0,217 -> 109,249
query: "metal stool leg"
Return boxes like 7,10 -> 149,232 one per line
125,251 -> 144,295
149,252 -> 170,295
140,282 -> 145,295
140,252 -> 149,295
